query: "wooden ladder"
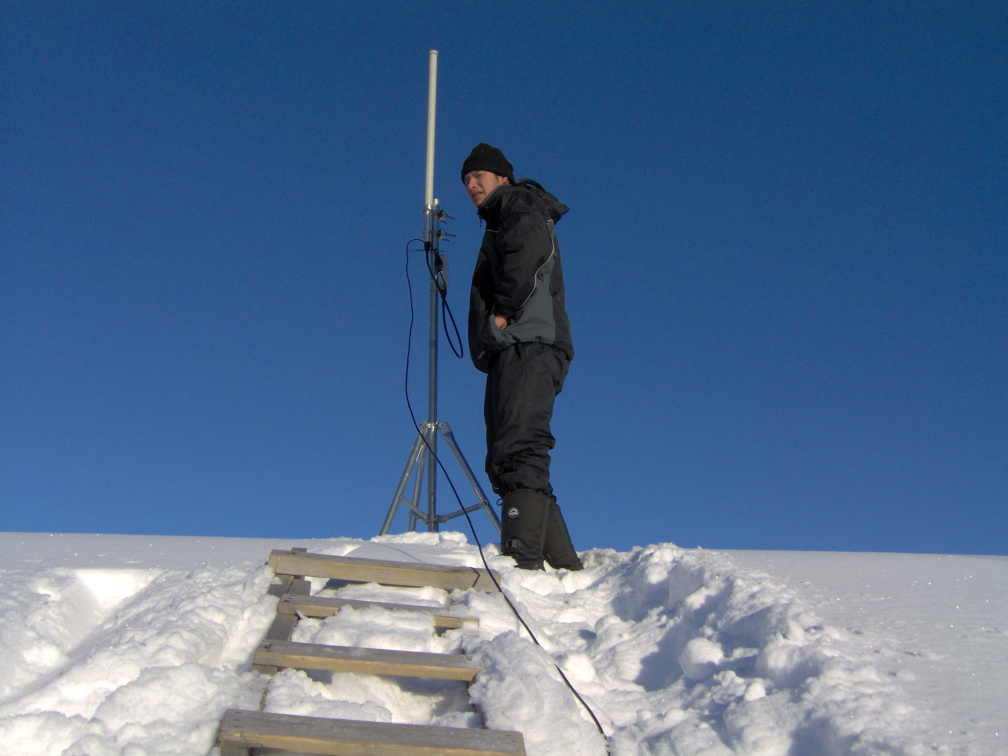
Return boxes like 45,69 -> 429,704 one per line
217,548 -> 525,756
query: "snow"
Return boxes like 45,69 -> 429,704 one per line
0,532 -> 1004,755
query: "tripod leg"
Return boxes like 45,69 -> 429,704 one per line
408,443 -> 426,532
381,433 -> 428,535
439,423 -> 501,534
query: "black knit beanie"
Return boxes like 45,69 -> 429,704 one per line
460,143 -> 515,184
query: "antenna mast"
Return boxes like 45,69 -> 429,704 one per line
381,50 -> 500,536
424,50 -> 437,212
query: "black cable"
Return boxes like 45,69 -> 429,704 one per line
402,239 -> 609,741
424,246 -> 464,359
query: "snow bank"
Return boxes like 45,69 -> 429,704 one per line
0,532 -> 1001,755
0,555 -> 276,754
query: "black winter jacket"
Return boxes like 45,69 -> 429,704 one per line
468,180 -> 574,373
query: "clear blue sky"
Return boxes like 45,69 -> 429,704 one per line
3,2 -> 1006,555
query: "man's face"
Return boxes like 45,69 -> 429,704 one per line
464,171 -> 509,207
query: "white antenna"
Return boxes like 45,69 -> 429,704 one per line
424,50 -> 437,211
421,51 -> 443,250
381,50 -> 499,537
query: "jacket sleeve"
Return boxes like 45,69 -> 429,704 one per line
468,244 -> 499,372
492,200 -> 553,321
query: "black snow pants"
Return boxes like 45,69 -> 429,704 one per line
483,341 -> 569,496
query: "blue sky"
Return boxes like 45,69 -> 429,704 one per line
3,2 -> 1005,555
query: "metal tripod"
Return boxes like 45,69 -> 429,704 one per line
380,51 -> 500,537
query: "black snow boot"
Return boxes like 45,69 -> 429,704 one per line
500,489 -> 551,570
543,497 -> 583,571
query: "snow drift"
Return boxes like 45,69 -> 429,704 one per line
0,532 -> 1003,755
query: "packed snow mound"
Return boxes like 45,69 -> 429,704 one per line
0,532 -> 994,755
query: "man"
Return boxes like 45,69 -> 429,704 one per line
461,143 -> 582,571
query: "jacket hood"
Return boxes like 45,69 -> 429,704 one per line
478,179 -> 569,226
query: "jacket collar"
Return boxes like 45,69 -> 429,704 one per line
477,181 -> 569,226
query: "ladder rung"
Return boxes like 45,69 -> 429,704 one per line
278,593 -> 477,629
217,708 -> 526,755
253,639 -> 480,682
269,550 -> 501,592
